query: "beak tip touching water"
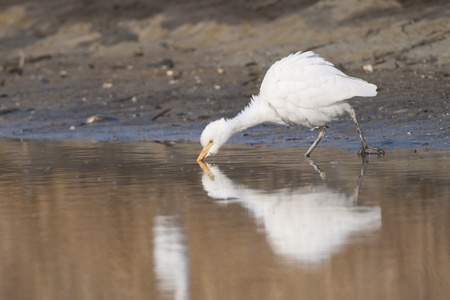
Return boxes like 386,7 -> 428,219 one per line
197,147 -> 208,162
197,142 -> 213,162
197,159 -> 214,179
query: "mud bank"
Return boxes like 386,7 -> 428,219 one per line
0,0 -> 449,150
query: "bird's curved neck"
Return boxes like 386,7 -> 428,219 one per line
228,95 -> 277,133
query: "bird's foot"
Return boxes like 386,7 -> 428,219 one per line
358,144 -> 385,156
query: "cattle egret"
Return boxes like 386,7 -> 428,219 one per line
197,51 -> 384,161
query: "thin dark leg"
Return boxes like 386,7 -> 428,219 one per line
304,126 -> 326,157
306,157 -> 327,180
345,107 -> 385,155
354,156 -> 368,202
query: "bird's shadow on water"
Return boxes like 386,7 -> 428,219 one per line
196,156 -> 381,267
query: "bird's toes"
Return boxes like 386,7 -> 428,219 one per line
375,147 -> 385,155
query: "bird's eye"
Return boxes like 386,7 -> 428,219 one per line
209,139 -> 213,144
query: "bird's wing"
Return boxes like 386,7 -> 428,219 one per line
260,51 -> 377,109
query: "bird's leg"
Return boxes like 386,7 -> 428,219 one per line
304,126 -> 326,157
306,157 -> 327,181
345,107 -> 385,156
353,156 -> 368,202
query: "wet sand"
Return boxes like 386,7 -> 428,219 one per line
0,0 -> 449,150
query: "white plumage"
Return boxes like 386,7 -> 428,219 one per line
197,51 -> 384,161
199,163 -> 381,265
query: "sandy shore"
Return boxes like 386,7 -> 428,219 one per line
0,0 -> 449,150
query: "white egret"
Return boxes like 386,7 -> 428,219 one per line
197,51 -> 384,161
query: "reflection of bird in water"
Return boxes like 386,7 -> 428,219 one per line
197,51 -> 384,161
153,216 -> 189,300
198,160 -> 381,266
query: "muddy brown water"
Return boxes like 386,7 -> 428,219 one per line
0,137 -> 449,300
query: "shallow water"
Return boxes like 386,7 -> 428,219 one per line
0,138 -> 449,300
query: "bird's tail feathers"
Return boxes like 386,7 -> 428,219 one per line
352,78 -> 377,97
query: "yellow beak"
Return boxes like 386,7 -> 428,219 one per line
197,141 -> 213,162
197,160 -> 214,179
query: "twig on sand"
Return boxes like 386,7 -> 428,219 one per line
152,108 -> 171,121
28,54 -> 53,63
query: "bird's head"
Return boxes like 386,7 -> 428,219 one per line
197,118 -> 233,161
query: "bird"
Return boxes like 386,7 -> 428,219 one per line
197,51 -> 384,162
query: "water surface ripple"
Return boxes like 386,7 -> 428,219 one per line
0,138 -> 448,300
